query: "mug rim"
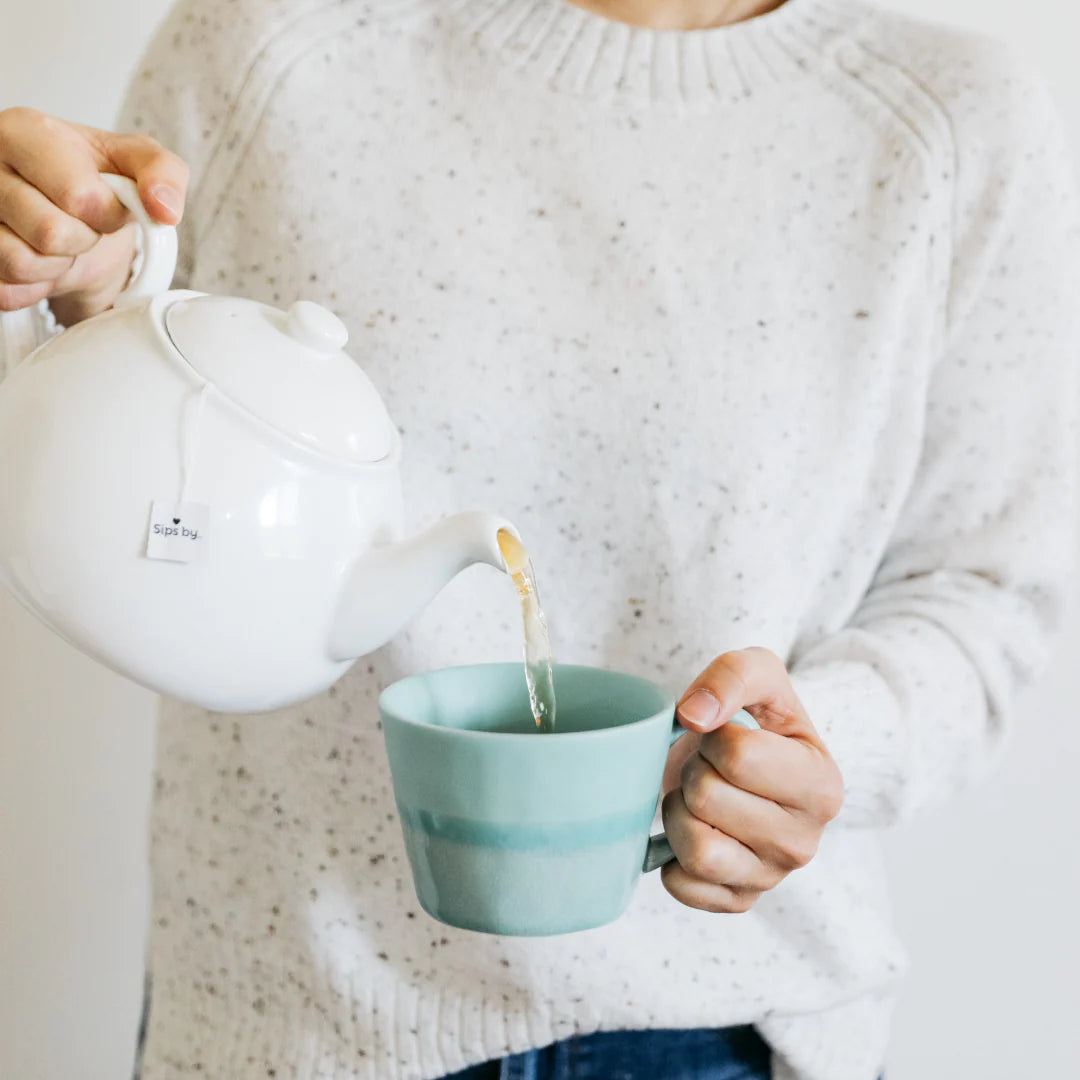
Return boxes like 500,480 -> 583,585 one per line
378,661 -> 676,742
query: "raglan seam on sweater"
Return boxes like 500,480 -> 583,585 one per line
828,41 -> 942,161
846,36 -> 960,351
183,1 -> 348,241
815,35 -> 956,358
189,0 -> 362,251
190,1 -> 430,259
766,3 -> 851,78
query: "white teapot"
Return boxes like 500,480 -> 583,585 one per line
0,176 -> 517,713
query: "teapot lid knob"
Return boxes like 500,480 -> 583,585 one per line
286,300 -> 349,353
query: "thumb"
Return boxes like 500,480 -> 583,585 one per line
676,647 -> 819,745
78,125 -> 190,226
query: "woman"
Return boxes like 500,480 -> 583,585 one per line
0,0 -> 1075,1077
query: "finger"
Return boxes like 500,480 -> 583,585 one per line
0,166 -> 100,255
697,723 -> 843,821
0,224 -> 76,284
676,647 -> 822,747
661,788 -> 775,890
0,109 -> 130,234
77,125 -> 189,225
660,861 -> 761,914
46,223 -> 136,303
0,279 -> 52,312
680,752 -> 821,871
662,730 -> 701,795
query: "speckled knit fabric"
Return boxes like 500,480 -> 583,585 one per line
70,0 -> 1079,1077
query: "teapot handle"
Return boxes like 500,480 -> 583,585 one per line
101,173 -> 178,305
0,175 -> 178,376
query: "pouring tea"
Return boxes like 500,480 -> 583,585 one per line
0,174 -> 519,713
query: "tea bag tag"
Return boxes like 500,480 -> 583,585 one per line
147,383 -> 212,563
146,500 -> 209,563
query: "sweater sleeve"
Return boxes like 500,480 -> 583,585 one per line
790,63 -> 1080,828
0,303 -> 56,381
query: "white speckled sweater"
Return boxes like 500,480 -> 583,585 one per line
8,0 -> 1079,1078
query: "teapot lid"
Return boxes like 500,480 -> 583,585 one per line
164,295 -> 396,465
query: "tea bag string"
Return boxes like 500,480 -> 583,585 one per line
179,383 -> 212,505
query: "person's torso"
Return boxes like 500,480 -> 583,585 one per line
145,3 -> 941,1073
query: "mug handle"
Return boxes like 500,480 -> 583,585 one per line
642,708 -> 760,874
100,173 -> 178,305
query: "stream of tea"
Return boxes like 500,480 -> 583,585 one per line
497,528 -> 557,732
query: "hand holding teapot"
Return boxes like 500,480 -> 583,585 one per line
0,107 -> 186,323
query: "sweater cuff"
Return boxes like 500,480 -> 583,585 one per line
788,659 -> 908,829
0,300 -> 60,380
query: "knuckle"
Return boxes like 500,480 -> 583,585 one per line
718,731 -> 757,781
725,889 -> 758,914
0,106 -> 39,138
36,110 -> 62,132
123,135 -> 189,188
801,761 -> 845,822
679,841 -> 716,883
660,788 -> 681,825
31,216 -> 78,256
54,179 -> 106,222
774,831 -> 818,871
0,244 -> 37,284
819,769 -> 845,822
746,645 -> 781,668
717,650 -> 752,688
158,145 -> 189,180
758,863 -> 788,890
680,756 -> 715,820
810,787 -> 844,824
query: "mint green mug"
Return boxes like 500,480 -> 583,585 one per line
379,663 -> 757,936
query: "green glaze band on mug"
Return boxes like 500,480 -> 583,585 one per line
396,803 -> 660,851
379,663 -> 758,936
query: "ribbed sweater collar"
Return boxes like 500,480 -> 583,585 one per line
440,0 -> 863,103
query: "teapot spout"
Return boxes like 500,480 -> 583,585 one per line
328,510 -> 519,661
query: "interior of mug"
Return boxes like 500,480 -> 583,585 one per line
379,663 -> 673,736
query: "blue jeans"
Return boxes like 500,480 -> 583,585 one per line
440,1027 -> 772,1080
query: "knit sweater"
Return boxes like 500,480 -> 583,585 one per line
6,1 -> 1078,1078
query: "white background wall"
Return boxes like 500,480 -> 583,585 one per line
0,2 -> 1077,1078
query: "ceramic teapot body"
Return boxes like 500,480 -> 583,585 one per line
0,177 -> 514,712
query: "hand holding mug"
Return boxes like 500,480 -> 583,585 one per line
662,647 -> 844,913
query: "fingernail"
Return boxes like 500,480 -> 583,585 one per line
150,184 -> 181,217
677,689 -> 720,730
